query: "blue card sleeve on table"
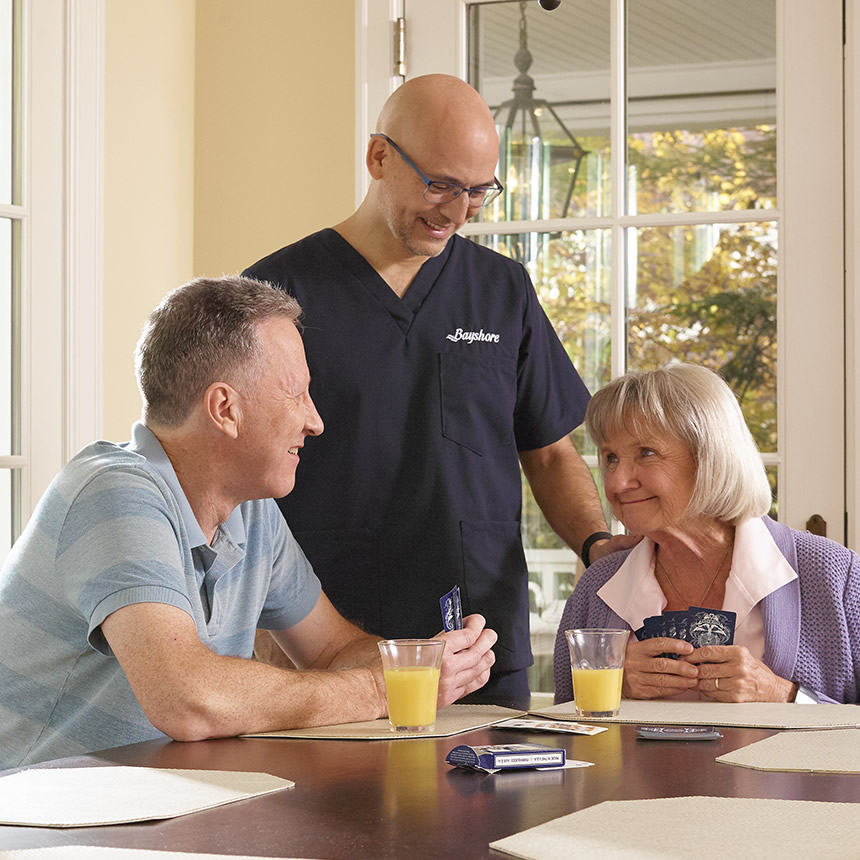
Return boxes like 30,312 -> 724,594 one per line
446,743 -> 565,771
636,725 -> 723,741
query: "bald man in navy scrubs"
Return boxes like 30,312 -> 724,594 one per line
244,75 -> 633,708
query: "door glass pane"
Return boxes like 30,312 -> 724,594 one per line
469,0 -> 611,222
627,0 -> 776,214
626,221 -> 777,453
0,0 -> 16,204
472,228 -> 612,453
766,465 -> 778,518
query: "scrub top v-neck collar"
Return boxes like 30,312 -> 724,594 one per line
320,228 -> 453,335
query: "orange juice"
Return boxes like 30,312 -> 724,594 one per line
384,666 -> 441,728
571,667 -> 623,714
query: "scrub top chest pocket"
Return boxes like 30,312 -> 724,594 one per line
439,352 -> 517,456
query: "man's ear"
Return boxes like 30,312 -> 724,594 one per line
204,382 -> 241,439
366,136 -> 388,180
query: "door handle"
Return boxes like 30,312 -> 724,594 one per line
805,514 -> 826,537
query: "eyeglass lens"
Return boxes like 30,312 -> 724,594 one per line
424,183 -> 501,207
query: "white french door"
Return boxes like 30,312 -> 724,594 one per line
358,0 -> 844,692
361,0 -> 845,538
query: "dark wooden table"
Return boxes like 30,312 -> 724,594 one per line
2,720 -> 859,858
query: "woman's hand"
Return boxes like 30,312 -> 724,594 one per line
683,645 -> 795,702
622,637 -> 698,699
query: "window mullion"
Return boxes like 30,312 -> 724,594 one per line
610,0 -> 626,381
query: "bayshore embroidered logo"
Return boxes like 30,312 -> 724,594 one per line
446,327 -> 500,344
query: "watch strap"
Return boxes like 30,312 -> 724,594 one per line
581,531 -> 612,567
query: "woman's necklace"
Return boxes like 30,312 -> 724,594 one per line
655,537 -> 733,607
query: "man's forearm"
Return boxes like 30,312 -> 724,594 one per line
102,604 -> 387,744
318,630 -> 383,672
173,653 -> 386,739
139,647 -> 386,742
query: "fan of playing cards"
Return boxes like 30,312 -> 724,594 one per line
634,607 -> 737,658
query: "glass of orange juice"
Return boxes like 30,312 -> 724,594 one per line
564,628 -> 629,718
377,639 -> 446,732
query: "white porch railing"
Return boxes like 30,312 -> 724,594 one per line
525,547 -> 583,694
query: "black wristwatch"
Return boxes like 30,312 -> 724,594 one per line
581,531 -> 612,567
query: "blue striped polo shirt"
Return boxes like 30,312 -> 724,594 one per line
0,422 -> 321,768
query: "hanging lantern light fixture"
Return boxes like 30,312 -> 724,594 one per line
493,1 -> 588,224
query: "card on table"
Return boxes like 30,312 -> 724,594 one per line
636,724 -> 723,741
492,718 -> 607,736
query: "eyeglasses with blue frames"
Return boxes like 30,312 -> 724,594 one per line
371,133 -> 504,208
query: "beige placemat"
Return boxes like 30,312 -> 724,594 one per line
0,767 -> 293,828
489,796 -> 860,859
0,851 -> 317,860
532,700 -> 860,729
244,704 -> 524,739
717,728 -> 860,773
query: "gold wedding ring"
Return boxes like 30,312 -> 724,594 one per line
714,677 -> 720,690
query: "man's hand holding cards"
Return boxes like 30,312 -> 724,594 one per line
433,586 -> 498,706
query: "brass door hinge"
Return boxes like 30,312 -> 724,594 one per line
394,17 -> 406,79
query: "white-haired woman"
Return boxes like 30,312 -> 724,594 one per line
554,364 -> 860,705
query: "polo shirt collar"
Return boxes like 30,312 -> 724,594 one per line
125,421 -> 246,550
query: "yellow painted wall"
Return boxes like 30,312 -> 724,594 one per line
103,0 -> 197,441
103,1 -> 356,439
193,0 -> 356,277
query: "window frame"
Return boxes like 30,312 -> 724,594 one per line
0,0 -> 103,560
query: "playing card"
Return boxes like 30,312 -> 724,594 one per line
664,613 -> 678,639
642,615 -> 662,639
440,584 -> 463,631
658,612 -> 682,659
663,611 -> 689,642
687,606 -> 736,647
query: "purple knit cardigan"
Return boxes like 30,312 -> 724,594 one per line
553,517 -> 860,705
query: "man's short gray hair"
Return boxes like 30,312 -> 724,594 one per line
585,363 -> 772,523
135,275 -> 302,427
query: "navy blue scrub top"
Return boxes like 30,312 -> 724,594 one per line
244,229 -> 590,680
